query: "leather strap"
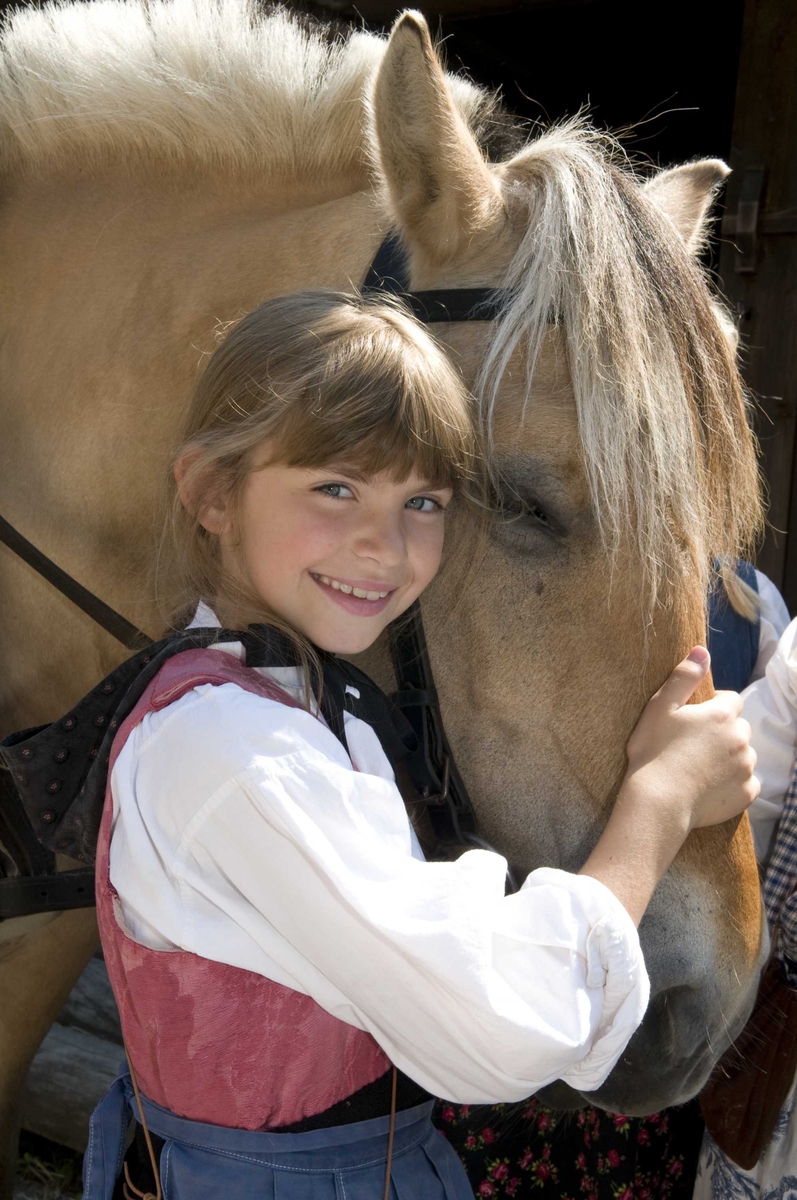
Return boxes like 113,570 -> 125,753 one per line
388,607 -> 518,887
0,514 -> 150,651
388,603 -> 476,847
362,232 -> 507,323
0,868 -> 96,918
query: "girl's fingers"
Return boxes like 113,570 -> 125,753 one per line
651,647 -> 712,713
714,689 -> 745,717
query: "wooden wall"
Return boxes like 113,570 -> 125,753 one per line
717,0 -> 797,609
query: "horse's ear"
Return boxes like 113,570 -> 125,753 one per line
372,11 -> 502,266
643,160 -> 730,256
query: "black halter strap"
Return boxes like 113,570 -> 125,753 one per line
363,233 -> 507,323
0,235 -> 511,917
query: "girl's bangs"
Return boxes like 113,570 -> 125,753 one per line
274,423 -> 466,488
267,374 -> 475,489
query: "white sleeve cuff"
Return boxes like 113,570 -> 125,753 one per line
521,868 -> 650,1092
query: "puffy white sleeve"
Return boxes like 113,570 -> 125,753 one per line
751,569 -> 791,681
111,683 -> 649,1104
744,616 -> 797,865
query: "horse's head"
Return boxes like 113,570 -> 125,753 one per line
370,12 -> 766,1114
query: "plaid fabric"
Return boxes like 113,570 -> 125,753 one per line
762,761 -> 797,979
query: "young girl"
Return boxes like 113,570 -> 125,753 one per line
84,291 -> 757,1200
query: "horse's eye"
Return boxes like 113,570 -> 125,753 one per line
527,503 -> 551,528
493,490 -> 552,529
489,485 -> 564,545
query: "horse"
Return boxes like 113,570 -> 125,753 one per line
0,0 -> 765,1192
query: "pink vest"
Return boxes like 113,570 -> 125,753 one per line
96,648 -> 390,1131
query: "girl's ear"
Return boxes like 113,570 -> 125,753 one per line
173,450 -> 230,536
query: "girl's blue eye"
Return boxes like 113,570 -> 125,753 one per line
406,496 -> 443,513
316,483 -> 353,499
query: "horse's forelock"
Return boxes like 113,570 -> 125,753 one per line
481,119 -> 763,612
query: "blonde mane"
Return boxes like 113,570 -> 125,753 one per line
481,119 -> 763,609
0,0 -> 502,178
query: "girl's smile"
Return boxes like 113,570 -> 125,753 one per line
310,573 -> 397,616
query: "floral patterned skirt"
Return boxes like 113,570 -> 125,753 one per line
433,1097 -> 705,1199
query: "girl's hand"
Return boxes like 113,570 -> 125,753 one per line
624,646 -> 759,833
580,647 -> 759,926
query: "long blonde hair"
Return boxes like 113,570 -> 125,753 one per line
163,290 -> 480,692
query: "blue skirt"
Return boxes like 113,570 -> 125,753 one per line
83,1071 -> 474,1199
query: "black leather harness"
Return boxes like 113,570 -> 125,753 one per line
0,236 -> 510,920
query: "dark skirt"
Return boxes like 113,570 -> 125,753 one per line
434,1098 -> 704,1199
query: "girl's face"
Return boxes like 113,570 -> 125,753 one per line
204,452 -> 453,654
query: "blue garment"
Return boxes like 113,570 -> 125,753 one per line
706,561 -> 760,693
84,1070 -> 474,1200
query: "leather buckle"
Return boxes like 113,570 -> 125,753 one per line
420,755 -> 450,806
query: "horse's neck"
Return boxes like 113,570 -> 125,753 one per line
0,173 -> 385,727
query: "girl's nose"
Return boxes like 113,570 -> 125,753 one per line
353,511 -> 407,566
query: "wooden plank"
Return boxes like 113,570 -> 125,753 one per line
56,955 -> 122,1046
723,210 -> 797,237
717,0 -> 797,604
19,956 -> 122,1152
20,1024 -> 121,1153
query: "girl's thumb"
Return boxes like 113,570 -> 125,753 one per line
654,647 -> 711,711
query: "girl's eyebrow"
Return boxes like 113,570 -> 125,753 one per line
312,463 -> 452,491
403,478 -> 455,493
308,462 -> 371,483
413,479 -> 455,493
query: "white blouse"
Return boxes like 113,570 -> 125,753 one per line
743,614 -> 797,867
109,608 -> 651,1105
750,570 -> 791,684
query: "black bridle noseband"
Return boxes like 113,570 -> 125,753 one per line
0,236 -> 511,918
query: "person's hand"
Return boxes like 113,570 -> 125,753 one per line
623,646 -> 759,832
580,647 -> 759,925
